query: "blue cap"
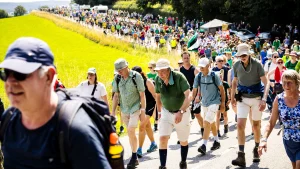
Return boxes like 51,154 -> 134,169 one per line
0,37 -> 54,74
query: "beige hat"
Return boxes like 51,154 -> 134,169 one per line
154,59 -> 170,70
236,43 -> 250,56
198,58 -> 210,67
114,58 -> 128,71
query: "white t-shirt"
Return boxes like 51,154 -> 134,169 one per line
264,61 -> 277,80
77,80 -> 107,101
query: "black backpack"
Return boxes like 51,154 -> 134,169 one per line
115,72 -> 137,90
197,71 -> 219,90
0,89 -> 124,169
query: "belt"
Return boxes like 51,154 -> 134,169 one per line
169,110 -> 180,113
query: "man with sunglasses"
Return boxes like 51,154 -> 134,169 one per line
155,58 -> 191,169
231,43 -> 268,167
0,37 -> 111,169
112,58 -> 146,169
212,55 -> 230,82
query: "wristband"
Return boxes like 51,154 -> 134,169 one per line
262,98 -> 267,102
158,112 -> 161,115
140,108 -> 145,111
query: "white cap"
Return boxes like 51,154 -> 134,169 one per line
154,59 -> 170,70
198,58 -> 210,67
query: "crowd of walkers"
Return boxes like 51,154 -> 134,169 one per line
0,6 -> 299,169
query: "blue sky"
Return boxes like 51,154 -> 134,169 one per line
0,0 -> 70,2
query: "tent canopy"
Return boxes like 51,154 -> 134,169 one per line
200,19 -> 231,29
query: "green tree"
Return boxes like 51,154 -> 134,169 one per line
14,5 -> 27,16
0,9 -> 8,19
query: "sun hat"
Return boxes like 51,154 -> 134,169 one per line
154,59 -> 171,71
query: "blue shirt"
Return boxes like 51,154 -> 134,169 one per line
260,50 -> 267,65
193,71 -> 222,107
205,48 -> 212,58
2,108 -> 111,169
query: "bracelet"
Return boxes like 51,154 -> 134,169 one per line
158,112 -> 161,115
140,108 -> 145,111
262,98 -> 267,102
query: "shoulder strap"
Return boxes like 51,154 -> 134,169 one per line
268,61 -> 271,71
132,72 -> 137,89
287,61 -> 291,68
0,108 -> 15,142
211,72 -> 219,89
91,84 -> 97,96
57,100 -> 83,163
197,72 -> 202,89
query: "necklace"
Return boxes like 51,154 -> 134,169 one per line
241,58 -> 252,74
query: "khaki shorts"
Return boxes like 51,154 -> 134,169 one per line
237,97 -> 262,121
159,107 -> 191,142
201,104 -> 219,123
121,110 -> 140,128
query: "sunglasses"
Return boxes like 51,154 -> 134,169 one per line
217,60 -> 224,62
148,67 -> 153,69
0,69 -> 28,82
277,62 -> 283,64
273,56 -> 279,58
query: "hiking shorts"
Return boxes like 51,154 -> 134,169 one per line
237,97 -> 262,121
159,107 -> 191,142
201,104 -> 219,123
283,139 -> 300,162
146,101 -> 156,117
121,110 -> 140,128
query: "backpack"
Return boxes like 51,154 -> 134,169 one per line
115,73 -> 137,90
197,71 -> 219,91
0,89 -> 124,169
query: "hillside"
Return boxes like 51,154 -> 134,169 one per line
0,14 -> 154,107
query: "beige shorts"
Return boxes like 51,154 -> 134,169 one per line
201,104 -> 219,123
237,97 -> 262,121
159,107 -> 191,142
121,110 -> 140,128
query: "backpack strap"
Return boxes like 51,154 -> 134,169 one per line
197,72 -> 202,90
132,72 -> 137,88
0,108 -> 15,142
211,72 -> 219,89
91,84 -> 97,96
57,100 -> 83,163
268,61 -> 271,72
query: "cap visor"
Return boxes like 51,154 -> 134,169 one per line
87,71 -> 96,74
198,64 -> 207,67
0,59 -> 41,74
236,51 -> 249,57
154,66 -> 169,71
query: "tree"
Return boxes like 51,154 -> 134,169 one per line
0,9 -> 8,19
14,5 -> 27,16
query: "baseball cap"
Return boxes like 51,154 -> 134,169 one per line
0,37 -> 54,74
114,58 -> 128,71
198,58 -> 210,67
154,59 -> 170,71
87,67 -> 96,74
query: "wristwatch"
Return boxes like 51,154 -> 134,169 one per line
261,137 -> 267,142
179,110 -> 185,114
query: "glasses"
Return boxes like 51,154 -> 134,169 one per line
273,56 -> 279,58
148,67 -> 153,69
240,55 -> 248,58
277,62 -> 283,64
217,60 -> 224,62
0,69 -> 28,82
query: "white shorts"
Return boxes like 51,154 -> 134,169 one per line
237,97 -> 262,121
201,104 -> 219,123
159,107 -> 191,142
121,110 -> 140,128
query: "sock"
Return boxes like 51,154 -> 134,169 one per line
202,139 -> 208,146
239,145 -> 245,152
132,152 -> 137,160
151,141 -> 156,145
159,149 -> 167,166
138,147 -> 142,151
181,145 -> 189,162
255,142 -> 259,148
201,128 -> 204,132
214,136 -> 219,142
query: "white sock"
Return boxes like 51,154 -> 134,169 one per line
214,136 -> 219,142
202,139 -> 208,146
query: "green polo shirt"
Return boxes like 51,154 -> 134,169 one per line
155,70 -> 190,112
112,70 -> 145,114
147,72 -> 157,81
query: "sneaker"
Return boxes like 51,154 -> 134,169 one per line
191,112 -> 195,120
198,144 -> 206,155
253,147 -> 260,162
137,148 -> 143,158
179,161 -> 187,169
159,166 -> 167,169
220,113 -> 224,122
224,125 -> 228,134
127,159 -> 139,169
147,143 -> 158,152
217,130 -> 221,137
232,151 -> 246,167
210,141 -> 221,150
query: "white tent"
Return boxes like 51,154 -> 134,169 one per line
200,19 -> 231,32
